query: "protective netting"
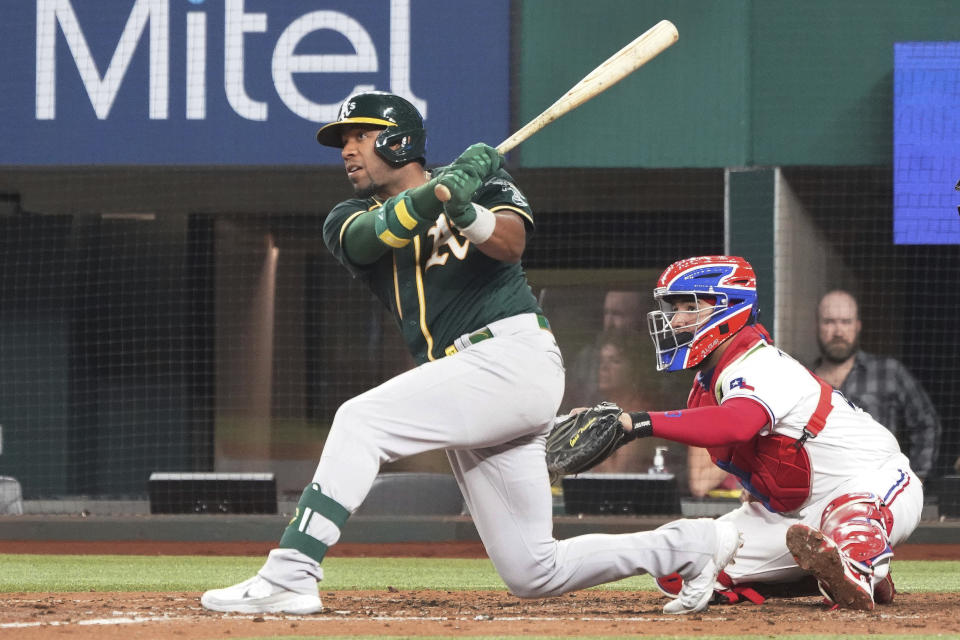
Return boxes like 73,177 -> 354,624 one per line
0,1 -> 955,522
0,168 -> 723,514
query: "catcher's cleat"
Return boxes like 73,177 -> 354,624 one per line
663,520 -> 742,615
873,571 -> 896,605
786,523 -> 874,611
201,575 -> 322,614
656,569 -> 765,605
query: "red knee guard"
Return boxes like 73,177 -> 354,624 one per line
819,493 -> 894,574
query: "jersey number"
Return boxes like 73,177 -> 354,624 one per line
425,217 -> 469,270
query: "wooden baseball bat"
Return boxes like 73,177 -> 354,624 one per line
435,19 -> 679,202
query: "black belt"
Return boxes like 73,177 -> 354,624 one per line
444,314 -> 551,357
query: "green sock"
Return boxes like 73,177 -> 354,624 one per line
278,483 -> 350,563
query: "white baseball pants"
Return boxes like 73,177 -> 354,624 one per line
263,313 -> 727,596
719,455 -> 923,584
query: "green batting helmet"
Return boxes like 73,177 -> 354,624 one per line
316,91 -> 427,166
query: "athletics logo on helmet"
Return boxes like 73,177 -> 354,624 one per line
646,255 -> 758,371
316,91 -> 427,167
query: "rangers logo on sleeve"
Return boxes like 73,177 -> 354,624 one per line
730,377 -> 755,392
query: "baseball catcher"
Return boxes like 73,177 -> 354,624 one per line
556,255 -> 923,611
545,402 -> 651,478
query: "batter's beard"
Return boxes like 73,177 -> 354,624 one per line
354,181 -> 380,199
818,336 -> 858,364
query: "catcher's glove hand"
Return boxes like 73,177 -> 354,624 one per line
546,402 -> 635,479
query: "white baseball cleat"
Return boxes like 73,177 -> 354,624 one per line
663,520 -> 742,615
201,575 -> 322,614
786,523 -> 874,610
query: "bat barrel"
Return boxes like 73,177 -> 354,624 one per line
496,20 -> 677,155
440,20 -> 679,203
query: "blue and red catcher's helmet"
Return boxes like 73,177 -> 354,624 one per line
647,256 -> 759,371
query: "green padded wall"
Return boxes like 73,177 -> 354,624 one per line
517,0 -> 750,168
726,169 -> 775,337
517,0 -> 957,168
750,0 -> 959,166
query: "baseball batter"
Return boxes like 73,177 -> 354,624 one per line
200,92 -> 742,616
607,256 -> 923,610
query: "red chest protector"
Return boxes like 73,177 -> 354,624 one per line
691,327 -> 834,513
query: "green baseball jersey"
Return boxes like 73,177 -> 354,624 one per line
322,168 -> 542,364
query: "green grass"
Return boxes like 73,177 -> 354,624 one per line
2,557 -> 957,640
0,555 -> 958,594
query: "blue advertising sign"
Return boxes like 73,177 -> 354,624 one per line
0,0 -> 511,166
893,42 -> 960,245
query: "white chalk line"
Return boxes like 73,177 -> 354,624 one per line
2,615 -> 174,629
0,612 -> 694,629
1,611 -> 925,630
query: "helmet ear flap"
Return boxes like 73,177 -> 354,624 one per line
725,293 -> 760,326
375,127 -> 427,166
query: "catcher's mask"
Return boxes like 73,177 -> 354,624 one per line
647,255 -> 758,371
316,91 -> 427,167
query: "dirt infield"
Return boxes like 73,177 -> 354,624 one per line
4,589 -> 960,638
2,541 -> 959,638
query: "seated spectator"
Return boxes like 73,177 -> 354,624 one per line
589,330 -> 671,473
687,447 -> 740,498
812,290 -> 942,481
565,290 -> 644,408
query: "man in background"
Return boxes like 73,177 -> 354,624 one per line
565,290 -> 645,407
602,290 -> 646,333
813,289 -> 942,481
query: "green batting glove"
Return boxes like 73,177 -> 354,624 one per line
406,176 -> 445,217
372,191 -> 434,248
451,143 -> 503,180
438,166 -> 483,227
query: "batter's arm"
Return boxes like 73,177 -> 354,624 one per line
341,211 -> 390,265
471,210 -> 526,262
339,179 -> 448,265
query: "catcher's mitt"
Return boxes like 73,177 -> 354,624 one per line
546,402 -> 631,478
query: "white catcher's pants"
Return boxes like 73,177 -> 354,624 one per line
263,313 -> 725,597
719,455 -> 923,585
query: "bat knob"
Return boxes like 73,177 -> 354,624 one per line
434,183 -> 452,202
